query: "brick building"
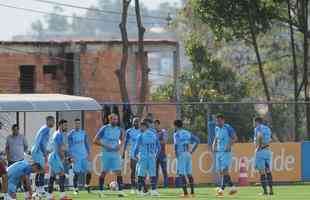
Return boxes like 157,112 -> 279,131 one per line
0,40 -> 179,139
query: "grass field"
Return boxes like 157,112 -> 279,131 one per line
19,185 -> 310,200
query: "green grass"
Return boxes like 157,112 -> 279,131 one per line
19,185 -> 310,200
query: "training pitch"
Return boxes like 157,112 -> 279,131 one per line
18,185 -> 309,199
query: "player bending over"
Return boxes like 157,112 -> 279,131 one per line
68,118 -> 92,194
123,117 -> 141,193
133,121 -> 161,196
254,117 -> 274,195
213,114 -> 238,197
173,119 -> 200,198
7,160 -> 41,200
31,116 -> 55,198
47,119 -> 72,200
93,114 -> 126,197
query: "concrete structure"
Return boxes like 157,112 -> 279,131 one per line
0,40 -> 179,145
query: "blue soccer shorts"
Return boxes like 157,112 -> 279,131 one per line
215,152 -> 232,173
176,152 -> 192,176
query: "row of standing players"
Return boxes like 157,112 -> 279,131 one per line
0,113 -> 274,200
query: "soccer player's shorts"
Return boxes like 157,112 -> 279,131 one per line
31,151 -> 45,168
176,152 -> 192,176
101,151 -> 122,172
8,177 -> 19,194
215,152 -> 232,173
255,148 -> 272,171
0,161 -> 6,175
48,152 -> 65,175
136,156 -> 156,177
73,158 -> 91,173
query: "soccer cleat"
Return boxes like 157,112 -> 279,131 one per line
258,192 -> 268,196
137,191 -> 147,196
150,190 -> 160,196
269,191 -> 274,195
216,188 -> 224,197
180,194 -> 189,198
73,188 -> 79,195
229,186 -> 238,195
117,190 -> 127,197
60,196 -> 72,200
98,191 -> 106,198
85,185 -> 91,193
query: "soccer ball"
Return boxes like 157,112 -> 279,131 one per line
109,181 -> 118,191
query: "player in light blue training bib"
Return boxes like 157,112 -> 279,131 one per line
31,115 -> 55,197
213,114 -> 238,197
123,117 -> 141,192
174,119 -> 200,197
133,120 -> 161,196
94,114 -> 126,197
254,117 -> 274,195
7,160 -> 41,200
47,119 -> 72,200
68,118 -> 92,194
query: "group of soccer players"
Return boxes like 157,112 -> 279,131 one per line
0,112 -> 274,199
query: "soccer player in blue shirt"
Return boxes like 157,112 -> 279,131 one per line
213,114 -> 238,197
133,121 -> 161,196
68,118 -> 92,195
254,117 -> 274,195
93,114 -> 126,197
154,119 -> 169,188
31,116 -> 55,197
7,160 -> 41,200
47,119 -> 72,200
123,117 -> 140,193
173,120 -> 200,197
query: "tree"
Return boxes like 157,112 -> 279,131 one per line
152,35 -> 255,142
135,0 -> 148,117
189,0 -> 283,102
31,20 -> 44,40
117,0 -> 131,104
46,6 -> 69,32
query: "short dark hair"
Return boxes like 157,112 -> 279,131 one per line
32,163 -> 42,170
254,117 -> 263,124
74,118 -> 81,122
11,124 -> 18,130
58,119 -> 67,126
154,120 -> 160,124
216,113 -> 224,119
46,116 -> 54,121
174,120 -> 183,128
140,121 -> 149,128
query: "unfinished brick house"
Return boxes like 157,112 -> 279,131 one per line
0,40 -> 179,136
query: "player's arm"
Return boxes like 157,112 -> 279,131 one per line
67,132 -> 73,158
84,133 -> 91,160
190,134 -> 200,154
122,129 -> 130,158
93,127 -> 111,149
212,135 -> 217,153
256,132 -> 263,149
155,137 -> 161,156
173,133 -> 178,157
21,175 -> 32,199
133,136 -> 142,160
39,129 -> 49,155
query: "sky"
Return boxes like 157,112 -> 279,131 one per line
0,0 -> 180,40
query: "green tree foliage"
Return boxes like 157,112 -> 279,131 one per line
152,35 -> 256,142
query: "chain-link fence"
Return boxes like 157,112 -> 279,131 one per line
99,102 -> 309,143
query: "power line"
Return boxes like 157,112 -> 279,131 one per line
0,2 -> 165,25
31,0 -> 169,20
